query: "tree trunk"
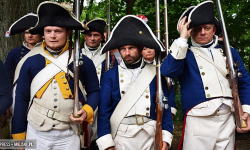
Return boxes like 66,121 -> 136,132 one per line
126,0 -> 136,15
0,0 -> 45,62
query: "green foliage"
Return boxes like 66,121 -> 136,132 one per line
173,94 -> 183,124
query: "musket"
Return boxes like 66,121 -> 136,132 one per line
214,0 -> 247,128
155,0 -> 168,149
105,0 -> 111,72
73,0 -> 84,145
163,0 -> 172,92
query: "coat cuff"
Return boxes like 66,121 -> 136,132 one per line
171,107 -> 177,116
242,105 -> 250,115
12,132 -> 26,140
162,130 -> 173,148
96,134 -> 115,150
169,39 -> 188,60
81,104 -> 94,124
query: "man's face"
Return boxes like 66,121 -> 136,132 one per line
44,26 -> 70,51
119,45 -> 142,64
24,30 -> 41,45
142,47 -> 155,62
84,31 -> 104,48
191,24 -> 216,44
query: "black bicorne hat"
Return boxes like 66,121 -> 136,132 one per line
5,13 -> 38,37
177,1 -> 221,35
100,15 -> 164,54
82,19 -> 106,43
29,2 -> 88,34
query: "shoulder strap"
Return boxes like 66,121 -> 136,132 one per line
110,64 -> 156,138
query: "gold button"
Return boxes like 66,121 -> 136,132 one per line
146,113 -> 149,116
194,49 -> 197,51
139,31 -> 143,34
120,74 -> 123,77
120,79 -> 124,83
205,87 -> 209,90
98,68 -> 101,70
63,81 -> 67,84
97,72 -> 100,75
146,107 -> 149,111
195,54 -> 199,57
21,52 -> 23,54
66,87 -> 69,90
220,49 -> 223,53
169,50 -> 172,53
201,72 -> 205,75
207,94 -> 210,97
145,90 -> 149,93
61,76 -> 64,79
145,95 -> 149,99
121,91 -> 125,94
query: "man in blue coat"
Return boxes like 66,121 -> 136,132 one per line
96,15 -> 174,150
12,2 -> 100,149
160,1 -> 250,150
4,13 -> 42,84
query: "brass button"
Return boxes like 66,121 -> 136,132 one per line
97,72 -> 100,75
145,95 -> 149,99
61,76 -> 64,79
120,74 -> 123,77
98,68 -> 101,70
195,54 -> 199,57
21,52 -> 23,54
146,113 -> 149,116
145,90 -> 149,93
139,31 -> 143,34
121,91 -> 125,94
207,94 -> 210,97
146,107 -> 149,111
194,49 -> 197,51
220,49 -> 223,53
169,50 -> 172,53
201,72 -> 205,75
66,87 -> 69,90
63,81 -> 67,84
22,48 -> 24,50
205,87 -> 209,90
120,79 -> 124,83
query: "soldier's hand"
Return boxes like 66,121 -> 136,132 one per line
237,113 -> 250,133
162,141 -> 169,150
178,16 -> 192,39
70,109 -> 87,124
105,146 -> 116,150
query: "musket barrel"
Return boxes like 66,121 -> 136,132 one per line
105,0 -> 111,71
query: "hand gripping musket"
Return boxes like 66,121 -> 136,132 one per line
215,0 -> 247,128
155,0 -> 169,149
105,0 -> 111,72
163,0 -> 172,92
73,0 -> 85,147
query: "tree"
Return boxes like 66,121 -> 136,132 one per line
0,0 -> 45,62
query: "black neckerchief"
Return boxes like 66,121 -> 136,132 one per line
199,40 -> 214,48
125,58 -> 142,69
45,47 -> 62,56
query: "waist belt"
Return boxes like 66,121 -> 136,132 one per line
32,101 -> 70,122
121,115 -> 153,125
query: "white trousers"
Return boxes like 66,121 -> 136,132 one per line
26,123 -> 80,150
114,120 -> 156,150
183,110 -> 235,150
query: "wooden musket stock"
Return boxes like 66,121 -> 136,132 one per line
215,0 -> 246,128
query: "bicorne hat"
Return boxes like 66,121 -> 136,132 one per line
177,1 -> 221,35
82,19 -> 106,43
5,13 -> 38,37
100,15 -> 164,54
29,2 -> 88,34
